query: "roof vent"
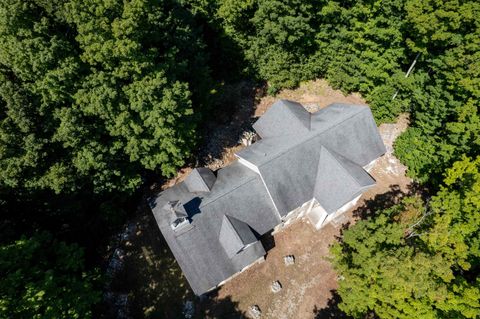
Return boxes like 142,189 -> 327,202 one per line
163,200 -> 190,230
184,168 -> 216,193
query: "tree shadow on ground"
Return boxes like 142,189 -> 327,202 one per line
194,81 -> 263,168
352,182 -> 425,220
312,290 -> 352,319
334,183 -> 425,240
200,289 -> 245,319
104,201 -> 247,319
103,202 -> 194,319
318,183 -> 428,319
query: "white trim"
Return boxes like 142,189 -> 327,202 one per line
236,156 -> 260,174
171,217 -> 189,230
337,194 -> 362,214
236,155 -> 282,220
307,204 -> 328,229
258,173 -> 282,220
363,159 -> 377,172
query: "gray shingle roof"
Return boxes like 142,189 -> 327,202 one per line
184,167 -> 216,192
150,161 -> 280,295
150,100 -> 385,295
162,200 -> 188,224
219,215 -> 257,258
314,146 -> 375,213
253,100 -> 310,138
237,102 -> 385,216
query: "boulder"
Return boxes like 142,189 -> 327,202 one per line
271,280 -> 282,293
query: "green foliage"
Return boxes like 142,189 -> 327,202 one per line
0,1 -> 479,316
0,0 -> 211,194
427,156 -> 480,271
211,0 -> 480,185
331,157 -> 480,319
386,0 -> 480,184
0,232 -> 101,319
216,0 -> 321,92
322,0 -> 407,114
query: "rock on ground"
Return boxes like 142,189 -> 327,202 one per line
248,305 -> 262,319
271,281 -> 283,293
284,255 -> 295,266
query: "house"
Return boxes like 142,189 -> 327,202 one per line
149,100 -> 386,295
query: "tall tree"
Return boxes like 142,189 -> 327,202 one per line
216,0 -> 320,93
331,156 -> 480,319
0,232 -> 101,319
0,0 -> 211,194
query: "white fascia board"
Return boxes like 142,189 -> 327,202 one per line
363,158 -> 378,172
236,155 -> 260,174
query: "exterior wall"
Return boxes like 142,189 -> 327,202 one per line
307,194 -> 362,230
307,204 -> 328,229
214,193 -> 363,292
363,158 -> 377,172
272,199 -> 314,234
324,194 -> 362,224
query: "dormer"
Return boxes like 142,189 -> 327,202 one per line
219,215 -> 257,258
184,168 -> 216,193
163,200 -> 190,231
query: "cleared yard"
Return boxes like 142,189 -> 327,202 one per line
106,80 -> 413,318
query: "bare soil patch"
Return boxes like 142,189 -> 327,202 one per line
255,79 -> 365,117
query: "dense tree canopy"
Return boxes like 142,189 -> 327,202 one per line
209,0 -> 480,185
0,0 -> 210,194
331,157 -> 480,318
0,232 -> 100,319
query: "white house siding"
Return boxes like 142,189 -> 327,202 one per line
363,158 -> 377,172
324,194 -> 362,224
272,199 -> 314,234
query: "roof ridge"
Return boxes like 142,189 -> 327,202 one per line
257,106 -> 369,168
320,146 -> 362,189
196,168 -> 211,192
283,100 -> 311,130
222,215 -> 243,245
198,170 -> 258,209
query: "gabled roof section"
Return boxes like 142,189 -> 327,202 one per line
326,148 -> 376,188
313,146 -> 375,214
150,160 -> 280,295
238,104 -> 385,216
219,215 -> 257,258
253,100 -> 310,138
185,168 -> 216,193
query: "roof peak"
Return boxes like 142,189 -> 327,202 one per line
185,167 -> 216,193
219,215 -> 257,258
252,99 -> 311,138
319,146 -> 375,188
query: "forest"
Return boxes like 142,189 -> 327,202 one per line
0,0 -> 478,318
